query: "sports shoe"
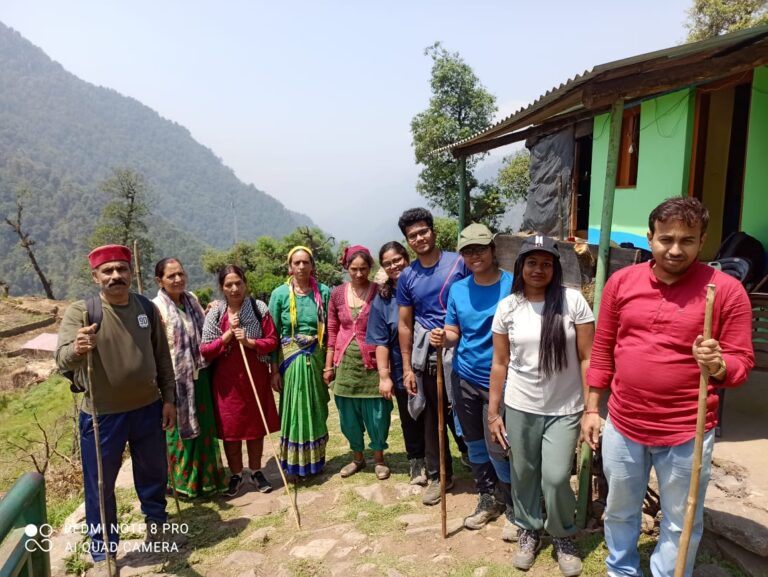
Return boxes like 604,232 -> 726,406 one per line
501,505 -> 517,542
409,458 -> 427,486
552,537 -> 582,576
463,492 -> 505,529
512,528 -> 541,570
251,470 -> 273,493
421,477 -> 454,506
225,473 -> 244,497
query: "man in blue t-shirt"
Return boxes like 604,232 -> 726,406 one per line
396,207 -> 468,506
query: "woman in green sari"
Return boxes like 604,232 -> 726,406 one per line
269,246 -> 331,478
153,258 -> 227,497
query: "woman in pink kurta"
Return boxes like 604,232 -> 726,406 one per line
201,265 -> 280,497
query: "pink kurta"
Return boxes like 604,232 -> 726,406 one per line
201,312 -> 280,441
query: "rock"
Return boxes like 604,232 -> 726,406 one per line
393,483 -> 422,500
357,563 -> 377,573
289,538 -> 337,559
396,513 -> 432,526
432,553 -> 453,563
245,526 -> 274,544
333,546 -> 354,559
704,499 -> 768,556
115,459 -> 134,490
717,538 -> 768,577
354,484 -> 387,504
278,490 -> 323,508
692,564 -> 731,577
473,568 -> 490,577
223,550 -> 267,568
387,569 -> 406,577
239,499 -> 284,517
641,513 -> 656,535
341,530 -> 366,544
357,511 -> 371,518
715,475 -> 745,496
406,518 -> 463,536
63,502 -> 87,527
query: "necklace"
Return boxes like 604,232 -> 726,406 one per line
293,280 -> 311,296
348,283 -> 370,308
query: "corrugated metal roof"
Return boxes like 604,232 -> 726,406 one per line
436,24 -> 768,156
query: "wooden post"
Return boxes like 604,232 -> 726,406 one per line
457,156 -> 468,235
575,99 -> 624,530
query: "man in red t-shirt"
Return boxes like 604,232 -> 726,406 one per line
582,197 -> 754,577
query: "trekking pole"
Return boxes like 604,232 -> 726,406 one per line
165,441 -> 183,519
436,347 -> 447,539
83,311 -> 115,577
238,342 -> 301,529
674,283 -> 716,577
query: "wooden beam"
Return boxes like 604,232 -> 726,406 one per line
583,40 -> 768,110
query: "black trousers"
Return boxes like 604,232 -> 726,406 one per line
394,387 -> 425,460
422,369 -> 467,480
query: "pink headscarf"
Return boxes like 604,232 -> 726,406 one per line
342,245 -> 372,269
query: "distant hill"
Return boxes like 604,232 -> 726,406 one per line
0,22 -> 312,298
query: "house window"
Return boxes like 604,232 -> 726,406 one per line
616,105 -> 640,187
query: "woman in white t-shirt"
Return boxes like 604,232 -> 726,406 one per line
487,234 -> 594,577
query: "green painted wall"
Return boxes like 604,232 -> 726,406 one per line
588,89 -> 695,246
742,66 -> 768,250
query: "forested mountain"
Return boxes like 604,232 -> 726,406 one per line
0,22 -> 311,298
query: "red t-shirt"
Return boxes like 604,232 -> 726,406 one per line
587,261 -> 754,446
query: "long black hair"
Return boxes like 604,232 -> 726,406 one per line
511,251 -> 567,379
378,241 -> 409,299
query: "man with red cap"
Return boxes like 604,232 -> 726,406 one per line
56,244 -> 176,575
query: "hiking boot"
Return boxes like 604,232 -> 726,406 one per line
251,470 -> 273,493
553,537 -> 582,576
145,519 -> 164,543
421,477 -> 454,506
463,492 -> 505,529
225,473 -> 245,497
501,505 -> 517,542
512,529 -> 541,570
409,458 -> 427,486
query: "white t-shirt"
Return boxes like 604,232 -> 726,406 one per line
491,287 -> 594,416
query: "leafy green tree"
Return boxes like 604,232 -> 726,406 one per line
411,43 -> 502,225
89,168 -> 154,289
202,226 -> 345,300
497,149 -> 531,207
686,0 -> 768,41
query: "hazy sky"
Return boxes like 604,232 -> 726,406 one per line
1,1 -> 692,249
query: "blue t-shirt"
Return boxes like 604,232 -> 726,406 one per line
365,293 -> 403,389
445,270 -> 514,388
396,251 -> 469,330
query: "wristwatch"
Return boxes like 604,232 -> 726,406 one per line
711,358 -> 727,381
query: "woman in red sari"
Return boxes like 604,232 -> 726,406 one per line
201,265 -> 280,497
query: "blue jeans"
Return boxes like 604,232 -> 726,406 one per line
602,419 -> 715,577
80,401 -> 168,561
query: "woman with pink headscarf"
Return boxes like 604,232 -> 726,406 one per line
324,245 -> 392,479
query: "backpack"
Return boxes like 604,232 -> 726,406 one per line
63,294 -> 155,393
715,232 -> 766,289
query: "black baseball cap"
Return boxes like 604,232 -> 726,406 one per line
517,234 -> 560,260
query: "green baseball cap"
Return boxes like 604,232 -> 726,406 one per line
457,223 -> 495,252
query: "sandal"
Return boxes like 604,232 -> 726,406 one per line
374,463 -> 390,480
340,460 -> 366,478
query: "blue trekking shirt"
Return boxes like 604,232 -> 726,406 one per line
445,270 -> 514,388
396,251 -> 469,330
365,293 -> 403,389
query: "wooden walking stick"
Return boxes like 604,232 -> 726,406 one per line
238,342 -> 301,529
674,283 -> 716,577
133,240 -> 144,294
83,311 -> 116,577
435,347 -> 447,539
165,442 -> 183,519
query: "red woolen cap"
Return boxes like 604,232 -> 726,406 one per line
88,244 -> 132,269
